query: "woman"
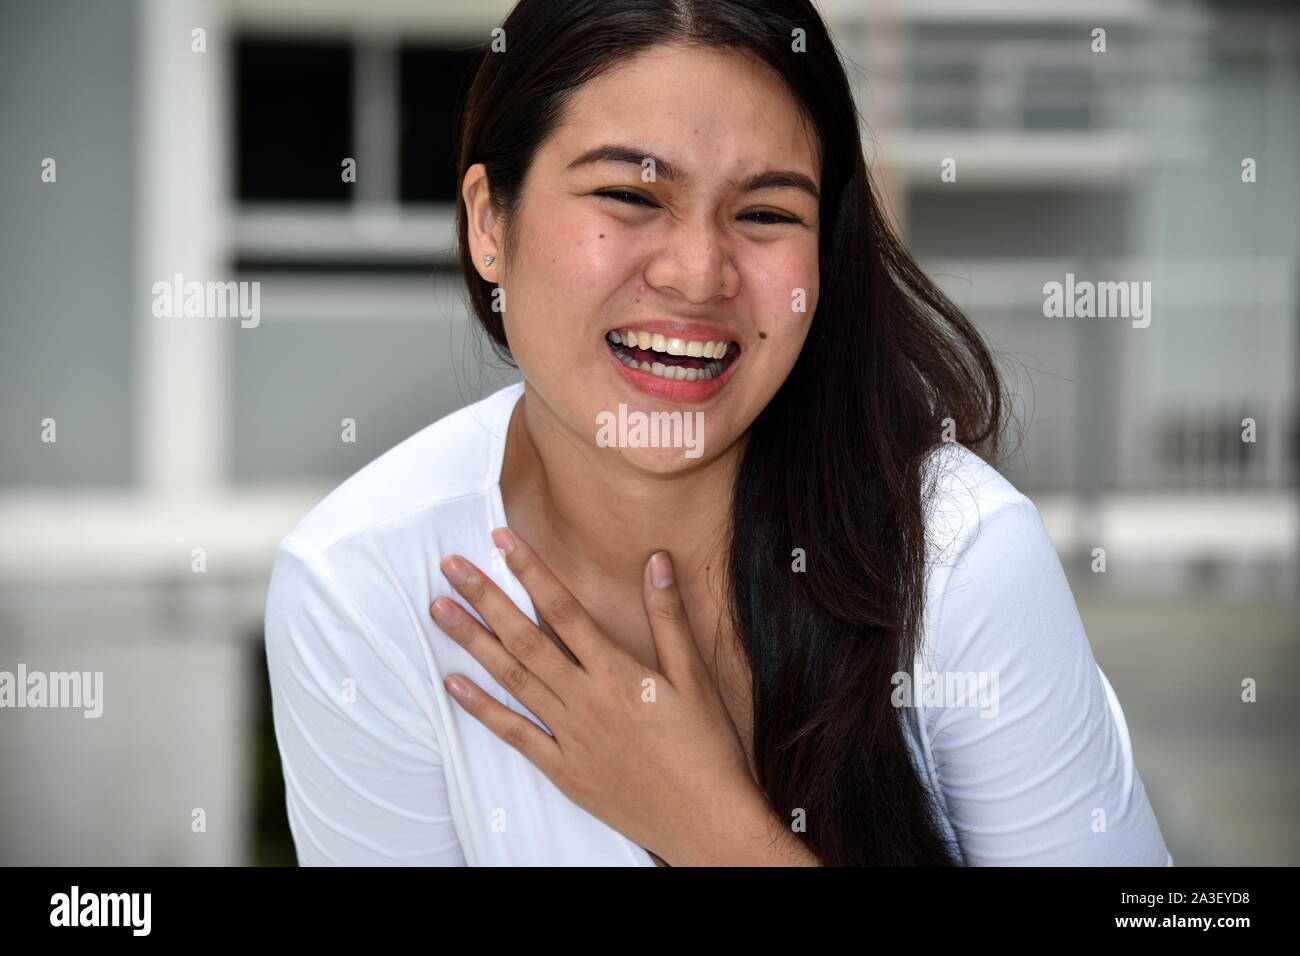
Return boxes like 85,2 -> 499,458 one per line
264,0 -> 1173,866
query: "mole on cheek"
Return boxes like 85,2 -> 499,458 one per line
758,331 -> 767,339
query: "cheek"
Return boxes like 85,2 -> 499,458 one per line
505,210 -> 631,356
542,204 -> 634,294
751,246 -> 819,336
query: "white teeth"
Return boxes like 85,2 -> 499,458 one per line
605,329 -> 733,360
611,343 -> 725,381
647,361 -> 707,382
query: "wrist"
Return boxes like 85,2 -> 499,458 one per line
668,780 -> 819,866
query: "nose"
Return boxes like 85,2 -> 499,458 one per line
642,214 -> 739,303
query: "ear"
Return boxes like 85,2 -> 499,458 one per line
462,162 -> 500,280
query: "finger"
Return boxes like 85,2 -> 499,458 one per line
438,552 -> 580,695
430,594 -> 565,724
490,527 -> 624,678
641,550 -> 706,684
442,674 -> 563,773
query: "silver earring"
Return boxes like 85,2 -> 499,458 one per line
483,255 -> 495,267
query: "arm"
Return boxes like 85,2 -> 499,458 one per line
920,498 -> 1173,866
263,536 -> 466,866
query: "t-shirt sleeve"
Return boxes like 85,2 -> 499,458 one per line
263,535 -> 466,866
919,494 -> 1174,866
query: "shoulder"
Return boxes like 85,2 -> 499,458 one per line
281,382 -> 521,559
263,383 -> 521,702
917,441 -> 1076,669
920,441 -> 1044,571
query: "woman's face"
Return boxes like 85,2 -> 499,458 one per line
468,42 -> 821,472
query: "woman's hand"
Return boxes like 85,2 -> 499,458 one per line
428,526 -> 762,866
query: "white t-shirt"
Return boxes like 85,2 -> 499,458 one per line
264,381 -> 1173,866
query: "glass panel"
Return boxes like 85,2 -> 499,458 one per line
399,43 -> 483,203
234,37 -> 354,202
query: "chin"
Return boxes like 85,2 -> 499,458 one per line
590,398 -> 712,466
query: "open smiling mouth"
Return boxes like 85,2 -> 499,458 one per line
604,329 -> 742,382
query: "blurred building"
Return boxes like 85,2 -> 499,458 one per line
1,0 -> 1295,865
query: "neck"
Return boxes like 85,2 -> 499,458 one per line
499,382 -> 742,603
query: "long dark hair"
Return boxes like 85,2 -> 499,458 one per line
455,0 -> 1012,865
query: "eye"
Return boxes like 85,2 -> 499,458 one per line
596,189 -> 657,208
741,210 -> 804,226
597,190 -> 805,226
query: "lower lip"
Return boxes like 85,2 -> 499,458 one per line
604,340 -> 742,404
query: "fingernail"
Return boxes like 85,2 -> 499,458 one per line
650,551 -> 674,589
446,676 -> 469,699
431,598 -> 463,627
441,556 -> 469,585
491,527 -> 516,554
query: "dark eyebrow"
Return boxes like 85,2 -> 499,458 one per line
566,144 -> 820,203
